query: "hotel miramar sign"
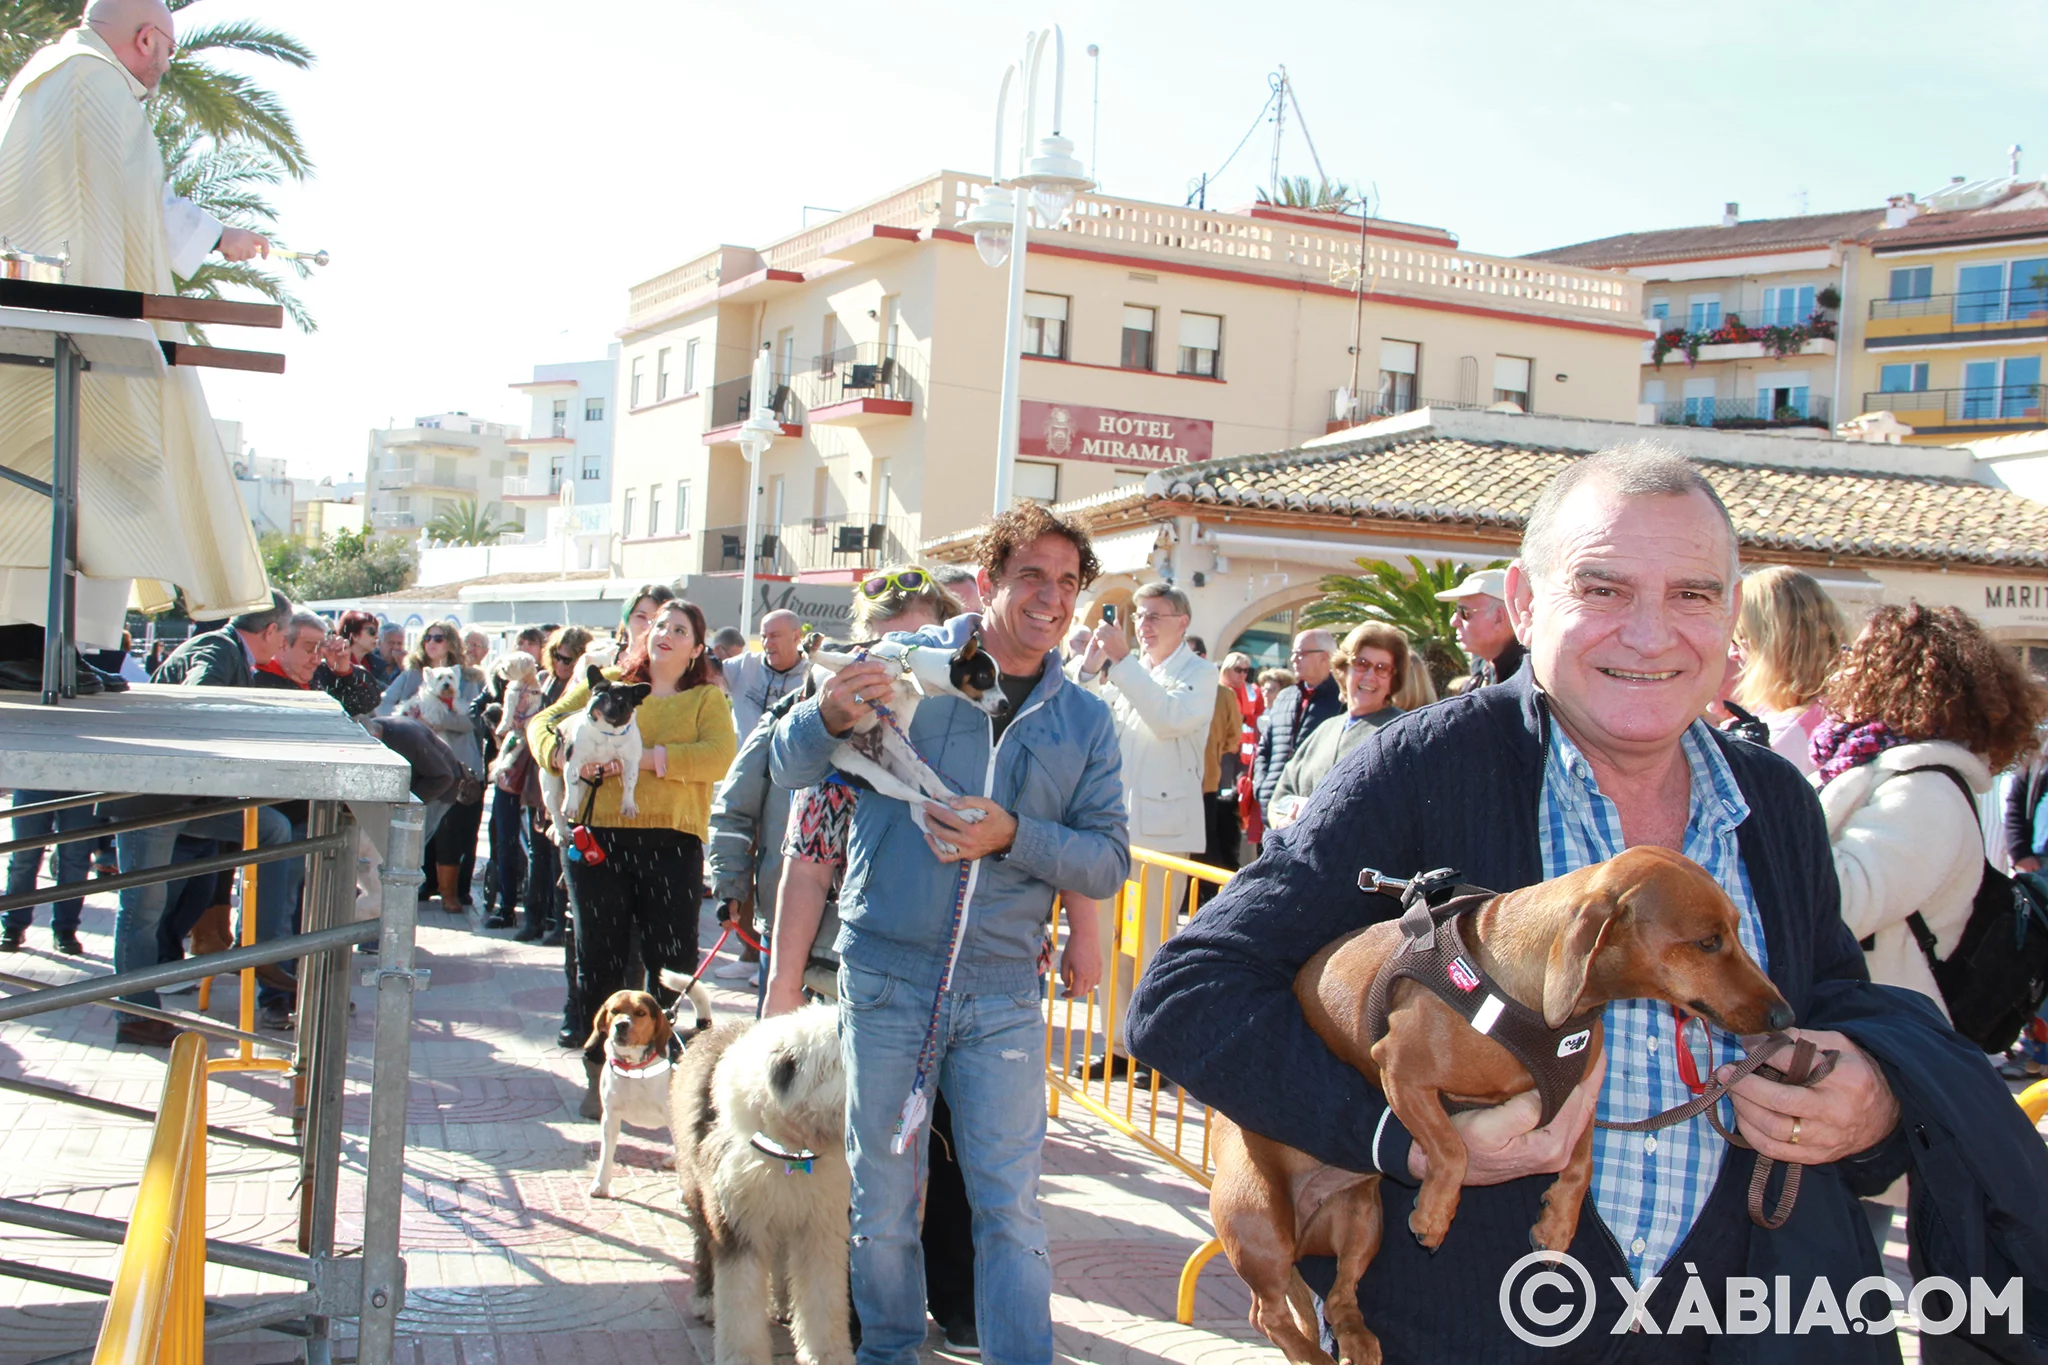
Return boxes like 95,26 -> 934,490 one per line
1020,400 -> 1213,468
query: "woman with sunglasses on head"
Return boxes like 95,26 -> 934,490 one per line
377,616 -> 488,911
531,599 -> 737,1118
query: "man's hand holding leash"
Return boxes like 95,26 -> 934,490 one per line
1715,1027 -> 1898,1164
819,660 -> 896,736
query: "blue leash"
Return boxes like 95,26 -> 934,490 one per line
844,647 -> 979,1156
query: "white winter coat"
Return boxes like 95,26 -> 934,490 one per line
1815,740 -> 1991,1023
1083,642 -> 1220,854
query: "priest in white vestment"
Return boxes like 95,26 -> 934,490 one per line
0,0 -> 272,659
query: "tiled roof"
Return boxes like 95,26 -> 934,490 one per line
1872,205 -> 2048,252
1528,208 -> 1887,268
1151,435 -> 2048,568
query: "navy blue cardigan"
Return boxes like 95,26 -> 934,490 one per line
1128,670 -> 2048,1364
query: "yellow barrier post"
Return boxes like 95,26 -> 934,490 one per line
93,1031 -> 207,1365
2020,1079 -> 2048,1126
1042,847 -> 1235,1325
208,809 -> 291,1077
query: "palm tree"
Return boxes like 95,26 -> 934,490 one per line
1256,175 -> 1357,212
426,501 -> 520,547
1299,555 -> 1507,692
0,1 -> 317,328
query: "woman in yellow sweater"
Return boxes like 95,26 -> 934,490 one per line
530,598 -> 736,1068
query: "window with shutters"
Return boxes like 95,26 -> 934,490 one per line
675,480 -> 691,535
1178,312 -> 1221,377
622,490 -> 637,538
648,484 -> 662,537
585,398 -> 604,422
656,347 -> 672,402
630,357 -> 644,408
1492,356 -> 1532,412
551,399 -> 568,437
1377,340 -> 1419,415
1023,293 -> 1068,359
1014,460 -> 1059,504
1121,306 -> 1155,371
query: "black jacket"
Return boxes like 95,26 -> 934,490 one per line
1128,669 -> 2048,1364
152,627 -> 253,688
2004,756 -> 2047,864
1252,674 -> 1342,810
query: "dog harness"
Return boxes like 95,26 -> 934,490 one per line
1358,868 -> 1600,1129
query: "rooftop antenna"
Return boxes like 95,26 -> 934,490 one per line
2012,143 -> 2024,177
1268,66 -> 1288,200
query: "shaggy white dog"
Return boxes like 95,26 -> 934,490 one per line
670,1001 -> 851,1365
402,664 -> 464,730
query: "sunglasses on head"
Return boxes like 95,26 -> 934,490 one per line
859,567 -> 929,599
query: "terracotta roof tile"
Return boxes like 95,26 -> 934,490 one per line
1153,435 -> 2048,568
1528,208 -> 1887,268
1871,205 -> 2048,252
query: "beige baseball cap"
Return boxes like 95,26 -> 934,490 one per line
1434,568 -> 1507,602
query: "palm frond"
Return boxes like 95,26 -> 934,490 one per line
1300,555 -> 1509,690
170,20 -> 314,70
155,62 -> 312,179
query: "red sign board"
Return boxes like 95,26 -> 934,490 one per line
1019,400 -> 1212,467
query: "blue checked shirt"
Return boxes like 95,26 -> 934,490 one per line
1539,719 -> 1768,1284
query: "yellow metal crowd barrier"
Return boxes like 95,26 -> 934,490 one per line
2021,1079 -> 2048,1126
200,810 -> 291,1079
1042,846 -> 1232,1326
93,1031 -> 208,1365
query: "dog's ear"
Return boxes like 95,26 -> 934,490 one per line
768,1047 -> 799,1098
584,1000 -> 611,1052
648,1002 -> 674,1056
1543,892 -> 1626,1028
955,634 -> 981,662
616,683 -> 652,705
803,631 -> 823,656
585,663 -> 607,691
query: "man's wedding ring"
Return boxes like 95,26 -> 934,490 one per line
1790,1117 -> 1801,1146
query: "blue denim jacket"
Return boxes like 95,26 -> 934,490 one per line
769,614 -> 1129,994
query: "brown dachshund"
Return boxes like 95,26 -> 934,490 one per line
1209,845 -> 1792,1365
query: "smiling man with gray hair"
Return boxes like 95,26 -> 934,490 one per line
1128,441 -> 2048,1359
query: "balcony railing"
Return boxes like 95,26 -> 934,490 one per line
694,513 -> 922,576
1650,396 -> 1833,430
1871,290 -> 2048,325
1859,385 -> 2043,424
503,475 -> 564,498
1327,389 -> 1507,431
796,342 -> 927,410
707,372 -> 798,430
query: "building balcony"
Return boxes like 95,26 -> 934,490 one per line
1858,385 -> 2043,433
693,513 -> 921,577
376,473 -> 480,494
797,343 -> 926,427
1641,332 -> 1836,366
703,372 -> 803,445
1325,389 -> 1509,434
503,475 -> 565,501
1648,396 -> 1832,431
1866,290 -> 2048,348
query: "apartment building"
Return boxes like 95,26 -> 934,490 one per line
1850,176 -> 2048,443
499,350 -> 617,570
364,412 -> 523,535
1530,203 -> 1884,434
608,171 -> 1646,583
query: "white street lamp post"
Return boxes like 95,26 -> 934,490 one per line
960,27 -> 1094,517
736,342 -> 780,639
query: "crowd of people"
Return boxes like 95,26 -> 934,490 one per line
7,446 -> 2048,1361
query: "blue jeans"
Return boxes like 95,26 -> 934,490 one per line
4,791 -> 103,934
840,963 -> 1052,1365
114,807 -> 295,1009
488,787 -> 526,916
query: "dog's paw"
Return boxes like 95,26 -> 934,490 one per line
689,1292 -> 713,1322
1406,1207 -> 1448,1253
954,806 -> 985,824
587,1179 -> 612,1199
618,799 -> 639,819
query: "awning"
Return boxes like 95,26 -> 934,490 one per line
1093,527 -> 1163,576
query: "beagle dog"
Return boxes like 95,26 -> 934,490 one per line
586,980 -> 713,1198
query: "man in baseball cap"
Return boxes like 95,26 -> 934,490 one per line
1435,567 -> 1524,690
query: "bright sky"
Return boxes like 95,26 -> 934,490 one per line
189,0 -> 2048,483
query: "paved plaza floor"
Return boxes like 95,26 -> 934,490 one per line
0,876 -> 2003,1364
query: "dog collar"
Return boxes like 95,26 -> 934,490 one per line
607,1052 -> 670,1079
749,1132 -> 818,1174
